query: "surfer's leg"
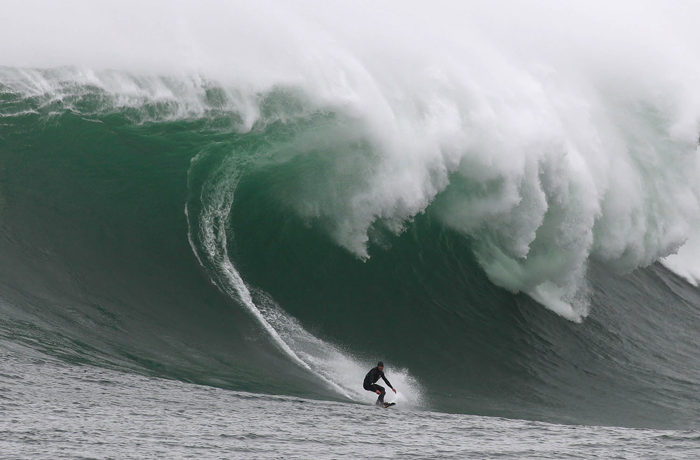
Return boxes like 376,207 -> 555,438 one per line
374,384 -> 386,404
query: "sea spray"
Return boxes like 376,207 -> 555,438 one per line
2,1 -> 700,318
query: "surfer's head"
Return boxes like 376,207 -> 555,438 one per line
377,361 -> 384,371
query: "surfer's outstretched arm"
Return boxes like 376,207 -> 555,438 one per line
381,373 -> 396,392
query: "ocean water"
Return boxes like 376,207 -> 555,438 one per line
2,342 -> 698,459
2,1 -> 700,458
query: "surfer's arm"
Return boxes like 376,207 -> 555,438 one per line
381,373 -> 395,390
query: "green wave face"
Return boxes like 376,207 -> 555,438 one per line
1,71 -> 700,429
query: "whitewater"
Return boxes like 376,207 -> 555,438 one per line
1,0 -> 700,457
4,0 -> 700,320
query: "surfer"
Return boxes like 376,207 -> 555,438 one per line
363,361 -> 396,407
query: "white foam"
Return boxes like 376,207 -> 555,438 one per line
661,234 -> 700,287
3,1 -> 700,319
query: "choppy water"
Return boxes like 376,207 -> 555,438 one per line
2,343 -> 698,459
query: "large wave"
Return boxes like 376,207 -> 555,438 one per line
2,0 -> 700,428
4,0 -> 700,319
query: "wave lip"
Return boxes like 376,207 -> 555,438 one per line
662,234 -> 700,286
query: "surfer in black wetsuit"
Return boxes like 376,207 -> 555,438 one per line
363,361 -> 396,407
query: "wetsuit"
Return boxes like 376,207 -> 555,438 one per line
363,367 -> 393,405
